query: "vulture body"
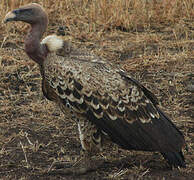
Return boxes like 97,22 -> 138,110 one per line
4,3 -> 186,171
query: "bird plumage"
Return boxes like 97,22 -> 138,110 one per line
4,3 -> 186,169
42,35 -> 186,167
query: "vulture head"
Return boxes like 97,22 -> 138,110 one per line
4,3 -> 49,65
4,3 -> 48,25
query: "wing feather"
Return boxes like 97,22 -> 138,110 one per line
43,46 -> 185,154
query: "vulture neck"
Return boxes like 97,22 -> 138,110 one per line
25,21 -> 48,66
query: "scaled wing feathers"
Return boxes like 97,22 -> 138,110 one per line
43,39 -> 185,153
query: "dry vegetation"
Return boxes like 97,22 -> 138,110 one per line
0,0 -> 193,179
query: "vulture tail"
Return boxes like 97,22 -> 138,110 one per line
161,151 -> 186,168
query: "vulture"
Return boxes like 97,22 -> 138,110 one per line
4,3 -> 186,173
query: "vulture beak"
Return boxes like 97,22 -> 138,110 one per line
4,7 -> 35,24
4,10 -> 18,23
4,8 -> 28,23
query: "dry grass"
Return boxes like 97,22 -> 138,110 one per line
0,0 -> 194,179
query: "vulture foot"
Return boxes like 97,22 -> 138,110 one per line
47,153 -> 103,175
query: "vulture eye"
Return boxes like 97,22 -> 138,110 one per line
13,9 -> 20,15
13,8 -> 33,15
20,8 -> 33,13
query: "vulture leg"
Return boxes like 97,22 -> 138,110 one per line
49,151 -> 104,175
48,119 -> 104,175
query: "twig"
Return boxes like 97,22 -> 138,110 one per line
0,36 -> 7,48
24,132 -> 34,146
47,159 -> 56,173
20,141 -> 30,169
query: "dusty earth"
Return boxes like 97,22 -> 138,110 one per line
0,1 -> 194,180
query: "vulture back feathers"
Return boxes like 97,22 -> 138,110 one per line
4,3 -> 186,168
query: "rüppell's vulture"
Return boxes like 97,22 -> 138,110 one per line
4,3 -> 186,174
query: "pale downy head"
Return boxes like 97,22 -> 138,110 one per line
4,3 -> 48,25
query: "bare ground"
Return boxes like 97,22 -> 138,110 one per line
0,0 -> 194,179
